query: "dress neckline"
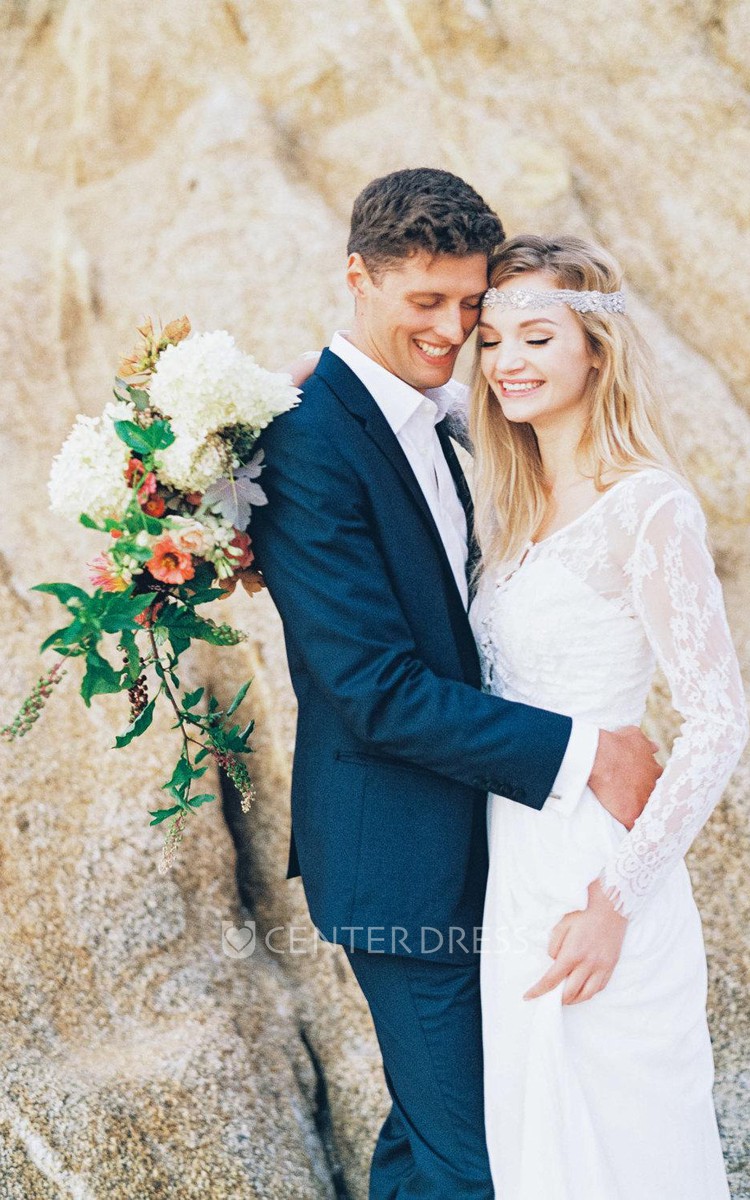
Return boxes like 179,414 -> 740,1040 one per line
528,470 -> 655,549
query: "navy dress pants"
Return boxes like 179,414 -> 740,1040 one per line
344,949 -> 494,1199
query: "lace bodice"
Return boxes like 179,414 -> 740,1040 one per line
468,467 -> 748,919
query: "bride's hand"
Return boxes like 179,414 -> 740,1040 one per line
280,351 -> 321,389
523,878 -> 628,1005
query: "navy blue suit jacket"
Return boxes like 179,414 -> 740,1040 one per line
250,349 -> 571,961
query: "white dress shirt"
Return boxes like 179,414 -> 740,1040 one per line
329,332 -> 597,812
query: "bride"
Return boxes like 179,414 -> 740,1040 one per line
458,234 -> 747,1199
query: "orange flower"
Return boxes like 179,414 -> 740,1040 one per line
142,494 -> 166,518
146,538 -> 195,585
135,597 -> 165,627
118,315 -> 191,379
161,316 -> 191,346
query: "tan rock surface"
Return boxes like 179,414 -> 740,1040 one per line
1,2 -> 748,1197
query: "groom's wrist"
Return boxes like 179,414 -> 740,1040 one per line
546,722 -> 599,815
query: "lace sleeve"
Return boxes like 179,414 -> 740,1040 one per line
431,379 -> 473,453
598,487 -> 748,919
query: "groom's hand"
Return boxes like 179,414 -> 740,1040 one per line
523,879 -> 628,1005
588,726 -> 662,829
280,351 -> 321,389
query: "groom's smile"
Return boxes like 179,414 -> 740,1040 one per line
346,249 -> 488,392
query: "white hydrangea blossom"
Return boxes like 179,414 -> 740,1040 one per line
149,330 -> 300,437
155,430 -> 229,493
48,401 -> 134,523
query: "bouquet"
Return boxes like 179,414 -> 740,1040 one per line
1,317 -> 299,870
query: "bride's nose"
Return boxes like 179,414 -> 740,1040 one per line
491,343 -> 526,375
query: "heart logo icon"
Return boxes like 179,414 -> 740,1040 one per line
222,920 -> 256,958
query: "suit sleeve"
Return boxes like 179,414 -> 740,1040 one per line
250,407 -> 572,809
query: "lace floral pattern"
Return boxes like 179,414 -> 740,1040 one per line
470,468 -> 748,919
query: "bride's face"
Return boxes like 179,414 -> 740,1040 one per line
478,270 -> 599,430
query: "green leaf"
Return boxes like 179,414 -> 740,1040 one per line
113,420 -> 154,455
118,630 -> 142,683
80,650 -> 124,707
79,513 -> 104,531
114,697 -> 156,748
226,678 -> 252,717
183,687 -> 205,710
126,386 -> 151,411
194,746 -> 212,763
114,418 -> 175,455
162,751 -> 206,798
187,793 -> 216,809
33,582 -> 89,606
167,633 -> 191,659
99,593 -> 154,633
149,420 -> 175,450
182,586 -> 226,606
149,804 -> 182,825
39,621 -> 84,654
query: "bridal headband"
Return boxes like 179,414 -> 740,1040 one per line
482,287 -> 626,315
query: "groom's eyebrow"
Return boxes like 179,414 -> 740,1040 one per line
408,291 -> 486,300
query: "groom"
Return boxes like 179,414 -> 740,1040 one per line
251,169 -> 659,1198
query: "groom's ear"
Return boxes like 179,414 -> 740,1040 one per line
346,252 -> 375,302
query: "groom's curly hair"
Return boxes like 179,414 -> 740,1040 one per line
348,168 -> 504,276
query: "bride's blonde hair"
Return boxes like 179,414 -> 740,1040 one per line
469,234 -> 682,569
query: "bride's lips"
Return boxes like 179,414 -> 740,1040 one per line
413,338 -> 458,366
498,378 -> 545,398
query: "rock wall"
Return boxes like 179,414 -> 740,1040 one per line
1,2 -> 748,1197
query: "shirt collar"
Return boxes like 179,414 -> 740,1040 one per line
330,331 -> 450,435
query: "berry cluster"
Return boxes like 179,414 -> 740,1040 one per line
1,661 -> 67,742
206,621 -> 246,646
127,669 -> 149,722
158,808 -> 187,875
213,747 -> 256,813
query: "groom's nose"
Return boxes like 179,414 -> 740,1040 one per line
433,304 -> 469,345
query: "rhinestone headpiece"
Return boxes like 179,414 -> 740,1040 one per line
482,287 -> 626,315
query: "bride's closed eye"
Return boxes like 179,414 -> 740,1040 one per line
479,337 -> 553,349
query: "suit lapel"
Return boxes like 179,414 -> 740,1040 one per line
317,350 -> 459,577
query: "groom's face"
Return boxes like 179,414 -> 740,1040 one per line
346,250 -> 488,391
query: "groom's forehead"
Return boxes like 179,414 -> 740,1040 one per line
383,250 -> 488,293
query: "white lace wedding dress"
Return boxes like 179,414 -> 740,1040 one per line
468,467 -> 748,1200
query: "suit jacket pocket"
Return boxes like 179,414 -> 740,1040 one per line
335,750 -> 425,774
